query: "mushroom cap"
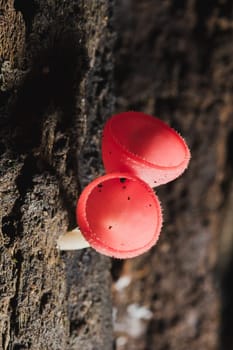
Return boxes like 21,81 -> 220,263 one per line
76,173 -> 162,258
102,111 -> 190,187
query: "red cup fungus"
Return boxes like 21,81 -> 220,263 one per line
76,173 -> 162,258
102,111 -> 190,187
58,111 -> 191,258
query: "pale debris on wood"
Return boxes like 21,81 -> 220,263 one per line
114,303 -> 153,338
114,275 -> 132,292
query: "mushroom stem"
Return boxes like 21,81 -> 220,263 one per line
57,227 -> 90,250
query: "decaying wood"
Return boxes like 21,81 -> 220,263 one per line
0,1 -> 114,349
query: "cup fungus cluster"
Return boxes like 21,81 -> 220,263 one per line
58,111 -> 190,258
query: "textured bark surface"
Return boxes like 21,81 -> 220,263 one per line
0,1 -> 114,349
113,1 -> 233,350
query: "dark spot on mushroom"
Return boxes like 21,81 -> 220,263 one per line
120,178 -> 126,183
122,186 -> 126,189
154,180 -> 157,183
149,204 -> 152,207
98,189 -> 102,193
98,183 -> 103,188
109,151 -> 112,155
108,225 -> 112,229
127,196 -> 130,200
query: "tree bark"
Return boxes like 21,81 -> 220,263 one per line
113,1 -> 233,349
0,1 -> 114,349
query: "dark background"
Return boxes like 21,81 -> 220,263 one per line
113,1 -> 233,349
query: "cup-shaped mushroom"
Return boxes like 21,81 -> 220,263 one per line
76,173 -> 162,258
102,111 -> 190,187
